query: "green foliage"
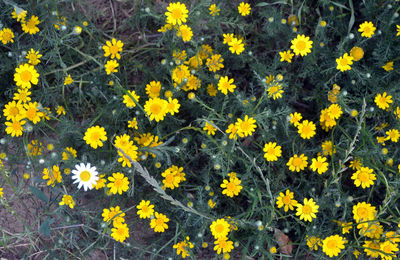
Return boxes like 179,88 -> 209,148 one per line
0,0 -> 400,259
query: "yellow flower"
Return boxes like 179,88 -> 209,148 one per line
296,198 -> 319,222
173,237 -> 194,259
297,120 -> 316,139
228,37 -> 245,55
358,21 -> 376,38
0,187 -> 3,198
322,235 -> 346,258
279,50 -> 294,63
214,238 -> 234,255
25,49 -> 42,65
287,154 -> 308,172
166,97 -> 180,115
207,83 -> 218,97
104,60 -> 119,75
42,165 -> 62,187
276,189 -> 297,212
107,172 -> 130,195
56,105 -> 66,116
136,200 -> 155,219
220,176 -> 243,197
235,115 -> 257,137
238,2 -> 251,16
145,81 -> 161,98
394,106 -> 400,120
397,25 -> 400,36
336,53 -> 354,72
103,38 -> 123,60
14,63 -> 39,89
379,241 -> 399,260
210,218 -> 230,239
363,240 -> 381,258
321,140 -> 336,156
83,125 -> 107,149
306,236 -> 322,251
263,142 -> 282,162
267,84 -> 284,99
172,49 -> 187,64
223,33 -> 234,45
357,221 -> 383,239
3,100 -> 25,120
203,121 -> 217,135
127,117 -> 138,129
386,129 -> 400,142
161,165 -> 186,189
122,90 -> 140,108
176,24 -> 193,42
21,15 -> 40,34
23,102 -> 43,124
352,202 -> 376,223
94,174 -> 106,189
206,54 -> 224,72
218,76 -> 236,95
13,88 -> 31,103
165,2 -> 189,25
62,147 -> 77,160
310,156 -> 329,174
375,92 -> 392,110
382,61 -> 394,71
350,46 -> 364,61
290,34 -> 313,56
209,4 -> 220,16
172,65 -> 190,84
150,212 -> 169,232
0,28 -> 15,44
289,112 -> 302,126
5,118 -> 25,137
144,97 -> 168,122
64,74 -> 74,85
351,166 -> 376,189
208,199 -> 216,208
27,140 -> 43,156
102,206 -> 126,225
11,8 -> 27,22
111,223 -> 129,242
226,123 -> 238,140
59,195 -> 75,209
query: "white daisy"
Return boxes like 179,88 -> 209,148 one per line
71,163 -> 99,191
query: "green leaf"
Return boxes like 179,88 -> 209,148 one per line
348,0 -> 355,34
39,217 -> 54,236
29,185 -> 48,203
256,1 -> 287,7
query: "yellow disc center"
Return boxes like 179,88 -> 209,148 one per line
80,170 -> 91,182
20,70 -> 32,82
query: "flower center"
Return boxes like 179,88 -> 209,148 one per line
80,170 -> 91,182
358,172 -> 369,182
156,218 -> 164,226
240,121 -> 250,131
27,19 -> 36,28
20,70 -> 32,82
282,196 -> 291,205
114,178 -> 123,187
109,45 -> 119,54
3,32 -> 12,41
327,239 -> 337,249
302,125 -> 311,134
150,103 -> 162,114
293,157 -> 303,167
165,174 -> 174,183
340,58 -> 348,66
215,224 -> 225,233
26,108 -> 36,119
227,182 -> 236,191
141,205 -> 149,213
302,205 -> 311,214
9,107 -> 19,116
91,132 -> 101,141
171,8 -> 182,19
357,207 -> 368,219
12,121 -> 21,130
267,147 -> 275,155
296,40 -> 306,51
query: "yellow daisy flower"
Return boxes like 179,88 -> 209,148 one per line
287,154 -> 308,172
83,125 -> 107,149
276,189 -> 297,212
290,34 -> 313,56
103,38 -> 123,60
14,63 -> 39,89
296,198 -> 319,222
